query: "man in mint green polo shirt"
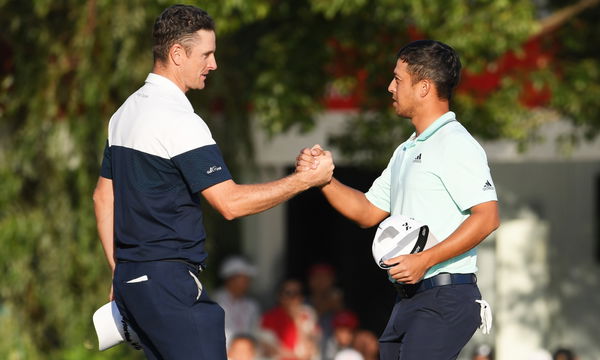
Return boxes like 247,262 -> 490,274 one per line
297,40 -> 499,360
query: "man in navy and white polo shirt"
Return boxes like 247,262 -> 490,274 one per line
297,40 -> 499,359
92,5 -> 333,360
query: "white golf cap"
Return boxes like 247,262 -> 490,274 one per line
92,301 -> 142,351
334,348 -> 365,360
372,215 -> 438,269
219,256 -> 257,279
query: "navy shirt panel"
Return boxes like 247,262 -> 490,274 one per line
172,144 -> 232,194
110,146 -> 208,264
100,140 -> 112,179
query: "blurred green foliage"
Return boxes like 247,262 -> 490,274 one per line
326,0 -> 600,166
0,0 -> 598,358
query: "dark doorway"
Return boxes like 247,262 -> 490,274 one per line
286,166 -> 396,335
596,174 -> 600,263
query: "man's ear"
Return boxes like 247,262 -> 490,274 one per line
419,79 -> 431,98
169,44 -> 186,66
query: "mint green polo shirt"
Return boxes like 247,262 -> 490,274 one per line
365,111 -> 497,278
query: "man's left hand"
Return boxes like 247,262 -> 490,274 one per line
384,252 -> 429,284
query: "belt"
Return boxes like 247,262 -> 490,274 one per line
393,273 -> 476,298
161,259 -> 206,275
118,259 -> 205,275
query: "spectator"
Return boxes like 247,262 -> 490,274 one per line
334,348 -> 364,360
351,330 -> 379,360
214,256 -> 261,345
472,344 -> 494,360
553,348 -> 578,360
324,310 -> 360,360
306,263 -> 344,358
307,263 -> 343,318
228,334 -> 258,360
261,279 -> 321,360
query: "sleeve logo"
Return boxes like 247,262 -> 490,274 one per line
206,165 -> 222,175
482,180 -> 495,191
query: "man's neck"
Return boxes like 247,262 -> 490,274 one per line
411,102 -> 449,136
152,63 -> 187,93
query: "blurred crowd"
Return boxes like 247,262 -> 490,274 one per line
214,256 -> 379,360
216,255 -> 582,360
470,343 -> 579,360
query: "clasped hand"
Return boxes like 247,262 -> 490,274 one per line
295,144 -> 334,187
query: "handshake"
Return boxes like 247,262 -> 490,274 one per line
294,144 -> 335,189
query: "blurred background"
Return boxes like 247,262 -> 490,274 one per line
0,0 -> 599,359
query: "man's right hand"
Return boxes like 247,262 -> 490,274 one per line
295,144 -> 334,187
295,144 -> 326,171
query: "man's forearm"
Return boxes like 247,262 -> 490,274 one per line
95,204 -> 115,271
204,151 -> 334,220
96,211 -> 115,271
321,178 -> 387,228
93,178 -> 115,271
207,174 -> 312,220
421,201 -> 499,269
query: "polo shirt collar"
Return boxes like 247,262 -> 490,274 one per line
416,111 -> 456,141
145,73 -> 194,112
403,112 -> 456,150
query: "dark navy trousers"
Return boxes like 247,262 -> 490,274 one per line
113,261 -> 227,360
379,283 -> 481,360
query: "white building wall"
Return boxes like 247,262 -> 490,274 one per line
495,213 -> 552,359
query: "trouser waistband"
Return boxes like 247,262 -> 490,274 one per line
394,272 -> 476,298
117,259 -> 205,275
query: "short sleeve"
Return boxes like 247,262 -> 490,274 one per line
100,140 -> 112,179
365,147 -> 403,212
365,166 -> 392,212
164,114 -> 233,193
439,137 -> 497,211
172,144 -> 232,193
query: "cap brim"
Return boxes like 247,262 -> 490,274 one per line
92,301 -> 126,351
373,216 -> 438,269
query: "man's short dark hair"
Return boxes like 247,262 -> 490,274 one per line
152,5 -> 215,63
396,40 -> 461,101
553,348 -> 576,360
229,334 -> 258,348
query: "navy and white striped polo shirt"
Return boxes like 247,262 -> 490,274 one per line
100,73 -> 231,264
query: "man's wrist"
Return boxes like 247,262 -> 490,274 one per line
318,180 -> 331,190
320,177 -> 335,192
420,249 -> 437,270
290,171 -> 312,192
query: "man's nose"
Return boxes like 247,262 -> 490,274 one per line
387,80 -> 395,93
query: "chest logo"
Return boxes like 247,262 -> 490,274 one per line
413,153 -> 422,163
